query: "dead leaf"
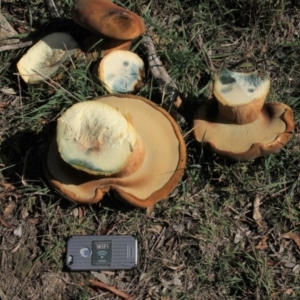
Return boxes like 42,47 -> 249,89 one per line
255,236 -> 268,250
91,271 -> 111,285
21,207 -> 29,219
0,181 -> 14,189
0,12 -> 19,45
3,203 -> 15,217
292,264 -> 300,274
281,232 -> 300,250
253,195 -> 263,227
78,206 -> 85,224
285,288 -> 294,296
266,260 -> 277,267
1,87 -> 17,95
280,261 -> 296,269
13,224 -> 22,237
11,242 -> 22,253
72,207 -> 79,217
102,271 -> 115,276
0,216 -> 14,229
28,218 -> 39,225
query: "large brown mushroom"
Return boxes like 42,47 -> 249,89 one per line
193,69 -> 294,161
71,0 -> 146,57
44,94 -> 186,208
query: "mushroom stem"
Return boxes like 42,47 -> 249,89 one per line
214,69 -> 271,124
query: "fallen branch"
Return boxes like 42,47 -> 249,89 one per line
140,35 -> 182,110
45,0 -> 61,18
89,280 -> 135,300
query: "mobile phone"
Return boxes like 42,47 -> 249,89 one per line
65,235 -> 138,271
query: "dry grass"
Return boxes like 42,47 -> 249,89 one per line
0,0 -> 300,299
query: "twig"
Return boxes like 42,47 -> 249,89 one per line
140,35 -> 182,110
44,0 -> 61,18
0,287 -> 8,300
0,41 -> 33,52
89,280 -> 135,300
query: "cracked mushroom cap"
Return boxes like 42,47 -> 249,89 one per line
193,100 -> 294,161
71,0 -> 146,40
44,94 -> 186,207
17,32 -> 79,84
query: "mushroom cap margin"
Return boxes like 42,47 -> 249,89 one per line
193,100 -> 294,161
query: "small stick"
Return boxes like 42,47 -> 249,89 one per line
89,280 -> 135,300
140,35 -> 182,110
45,0 -> 61,18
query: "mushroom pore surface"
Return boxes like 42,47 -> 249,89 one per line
46,95 -> 185,205
57,101 -> 138,175
194,101 -> 287,153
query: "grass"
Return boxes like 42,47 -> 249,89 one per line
0,0 -> 300,299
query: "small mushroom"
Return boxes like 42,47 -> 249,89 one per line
71,0 -> 146,57
17,32 -> 79,84
44,94 -> 186,207
193,69 -> 294,161
93,50 -> 145,93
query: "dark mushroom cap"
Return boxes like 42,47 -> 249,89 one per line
71,0 -> 146,40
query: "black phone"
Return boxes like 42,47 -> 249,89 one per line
65,235 -> 138,271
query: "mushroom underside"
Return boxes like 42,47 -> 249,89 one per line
45,95 -> 186,207
194,100 -> 294,160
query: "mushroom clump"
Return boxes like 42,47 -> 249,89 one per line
44,94 -> 186,207
193,69 -> 294,161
